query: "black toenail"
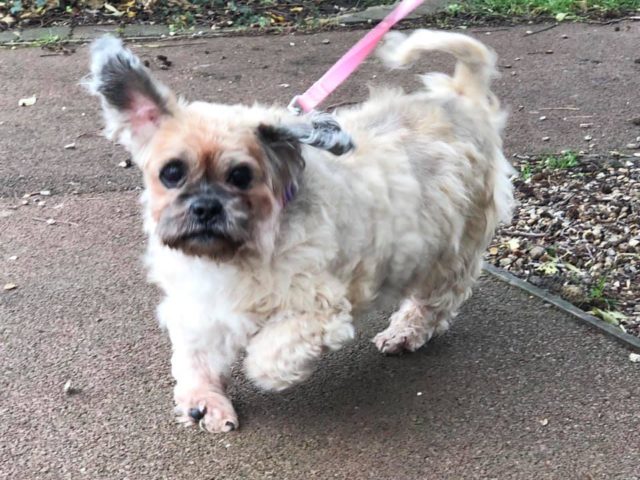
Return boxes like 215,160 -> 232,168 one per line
188,407 -> 206,421
225,421 -> 236,431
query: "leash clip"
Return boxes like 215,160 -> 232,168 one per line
288,96 -> 304,116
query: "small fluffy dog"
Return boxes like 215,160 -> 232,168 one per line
87,30 -> 514,433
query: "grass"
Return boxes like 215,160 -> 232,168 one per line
447,0 -> 640,19
544,150 -> 580,170
589,276 -> 608,302
33,33 -> 61,47
519,161 -> 533,180
518,150 -> 580,179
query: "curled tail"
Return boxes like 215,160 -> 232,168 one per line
377,30 -> 497,102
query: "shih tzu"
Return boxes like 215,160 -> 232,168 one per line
86,30 -> 514,433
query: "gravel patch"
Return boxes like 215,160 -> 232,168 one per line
485,148 -> 640,337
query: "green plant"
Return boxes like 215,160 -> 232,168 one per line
544,151 -> 580,170
588,276 -> 618,310
520,161 -> 533,180
33,33 -> 60,47
446,3 -> 463,14
589,276 -> 607,301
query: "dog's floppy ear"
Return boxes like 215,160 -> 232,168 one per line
257,113 -> 354,198
257,124 -> 306,200
86,36 -> 176,159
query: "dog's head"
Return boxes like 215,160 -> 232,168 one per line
86,37 -> 353,261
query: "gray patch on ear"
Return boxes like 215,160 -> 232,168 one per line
281,113 -> 354,156
87,36 -> 169,114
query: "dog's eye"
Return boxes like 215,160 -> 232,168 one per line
159,160 -> 187,188
227,165 -> 253,190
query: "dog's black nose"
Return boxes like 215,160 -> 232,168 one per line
190,197 -> 223,222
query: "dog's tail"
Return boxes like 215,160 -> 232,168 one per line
377,30 -> 497,103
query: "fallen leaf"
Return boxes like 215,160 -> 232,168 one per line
63,379 -> 80,395
1,14 -> 16,25
562,262 -> 583,275
590,308 -> 626,326
103,2 -> 124,16
269,13 -> 285,23
3,283 -> 17,291
537,261 -> 558,276
539,418 -> 549,426
489,246 -> 499,255
18,95 -> 37,107
555,12 -> 568,21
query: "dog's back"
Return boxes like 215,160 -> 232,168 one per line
311,31 -> 515,351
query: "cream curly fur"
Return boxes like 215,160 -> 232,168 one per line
88,30 -> 514,432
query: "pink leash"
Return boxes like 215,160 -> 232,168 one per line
289,0 -> 424,114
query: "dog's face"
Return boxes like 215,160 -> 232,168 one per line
140,114 -> 304,260
87,37 -> 352,260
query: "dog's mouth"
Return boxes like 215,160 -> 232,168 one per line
180,229 -> 230,242
162,226 -> 245,260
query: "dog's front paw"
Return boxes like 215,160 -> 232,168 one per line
174,389 -> 238,433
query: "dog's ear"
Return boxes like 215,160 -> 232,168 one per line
86,36 -> 177,159
256,113 -> 354,198
257,124 -> 306,199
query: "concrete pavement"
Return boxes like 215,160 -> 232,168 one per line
1,21 -> 639,479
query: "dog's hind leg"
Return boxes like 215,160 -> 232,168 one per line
373,257 -> 481,355
372,296 -> 443,355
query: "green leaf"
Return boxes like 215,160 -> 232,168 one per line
555,12 -> 568,21
9,0 -> 23,14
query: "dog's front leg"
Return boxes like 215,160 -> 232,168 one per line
159,298 -> 254,433
244,301 -> 355,391
170,346 -> 238,433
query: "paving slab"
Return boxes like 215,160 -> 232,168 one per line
72,25 -> 122,40
0,21 -> 639,198
13,26 -> 72,42
122,24 -> 171,38
1,191 -> 639,479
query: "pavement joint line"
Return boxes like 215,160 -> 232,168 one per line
482,262 -> 640,352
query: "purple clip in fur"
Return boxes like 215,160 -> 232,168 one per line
282,182 -> 298,207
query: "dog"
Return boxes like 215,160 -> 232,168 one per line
86,30 -> 514,433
